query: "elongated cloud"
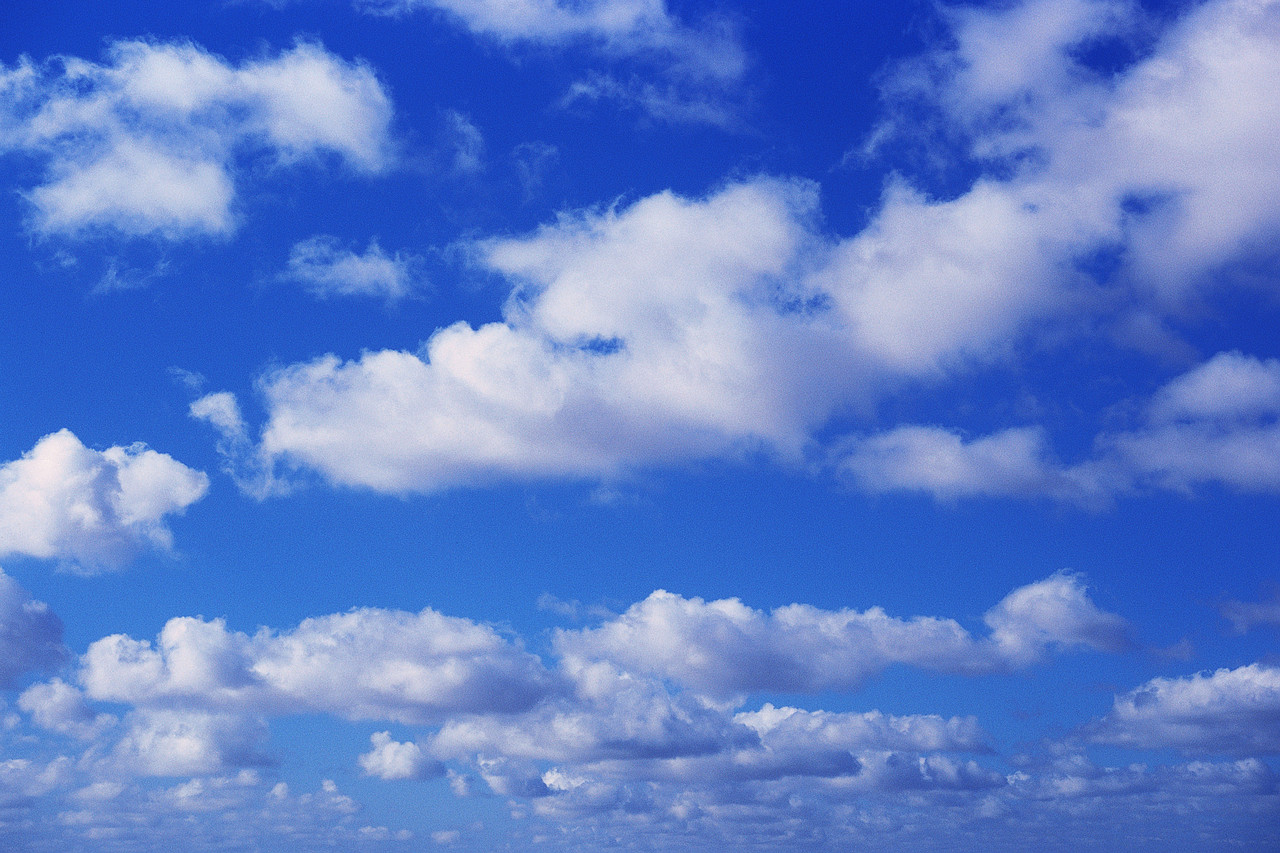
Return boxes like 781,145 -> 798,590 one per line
0,40 -> 393,237
201,0 -> 1280,499
839,351 -> 1280,500
281,236 -> 424,301
556,573 -> 1127,697
0,430 -> 208,572
357,0 -> 745,79
80,606 -> 557,724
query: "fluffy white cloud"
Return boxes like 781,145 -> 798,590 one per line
836,425 -> 1105,502
18,678 -> 115,740
1090,663 -> 1280,754
281,236 -> 424,301
203,0 -> 1280,499
0,429 -> 208,572
0,569 -> 66,686
1103,351 -> 1280,492
359,731 -> 443,780
80,606 -> 557,724
0,40 -> 393,237
111,710 -> 271,777
555,573 -> 1127,697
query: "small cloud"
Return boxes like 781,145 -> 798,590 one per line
280,235 -> 425,302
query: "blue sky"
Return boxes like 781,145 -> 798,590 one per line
1,0 -> 1278,849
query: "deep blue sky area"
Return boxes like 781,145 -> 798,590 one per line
0,0 -> 1278,850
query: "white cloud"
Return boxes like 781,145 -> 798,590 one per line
18,679 -> 115,740
0,429 -> 208,572
359,731 -> 443,780
0,569 -> 66,686
1102,352 -> 1280,492
1089,663 -> 1280,754
221,0 -> 1280,499
0,40 -> 393,237
837,425 -> 1103,502
111,710 -> 271,777
281,235 -> 424,301
555,573 -> 1126,697
357,0 -> 744,78
838,351 -> 1280,501
80,606 -> 557,724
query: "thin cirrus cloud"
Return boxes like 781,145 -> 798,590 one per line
0,429 -> 208,573
0,40 -> 393,238
349,0 -> 748,125
355,0 -> 746,77
190,0 -> 1280,502
280,235 -> 425,301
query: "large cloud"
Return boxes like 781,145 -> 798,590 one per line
0,430 -> 208,572
0,40 -> 393,237
555,573 -> 1127,697
199,0 -> 1280,500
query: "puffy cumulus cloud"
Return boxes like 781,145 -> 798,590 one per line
0,429 -> 208,572
359,731 -> 443,780
427,659 -> 750,771
206,0 -> 1280,500
251,177 -> 845,493
0,568 -> 66,686
1101,351 -> 1280,493
556,573 -> 1126,697
18,679 -> 115,740
111,709 -> 272,777
1089,663 -> 1280,754
0,40 -> 393,237
281,235 -> 424,301
80,606 -> 556,724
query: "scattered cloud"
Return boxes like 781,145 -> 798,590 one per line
0,40 -> 394,237
1220,588 -> 1280,634
0,429 -> 208,572
203,0 -> 1280,500
281,235 -> 425,301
